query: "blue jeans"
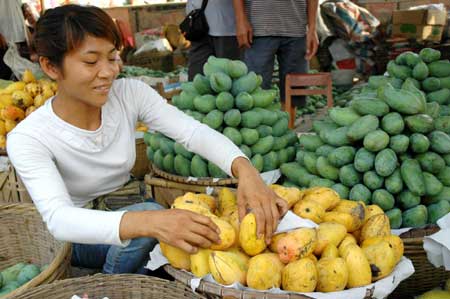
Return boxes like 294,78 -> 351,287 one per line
244,36 -> 308,106
71,202 -> 163,274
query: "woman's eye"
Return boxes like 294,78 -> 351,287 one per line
84,61 -> 97,65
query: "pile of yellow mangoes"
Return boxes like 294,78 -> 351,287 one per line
161,186 -> 404,293
0,70 -> 57,148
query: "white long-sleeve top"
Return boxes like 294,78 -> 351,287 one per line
6,78 -> 245,246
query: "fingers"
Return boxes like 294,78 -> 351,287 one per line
191,213 -> 220,234
253,203 -> 266,239
269,201 -> 280,243
247,28 -> 253,47
276,197 -> 289,216
237,193 -> 247,222
189,222 -> 221,246
176,240 -> 197,254
263,202 -> 273,244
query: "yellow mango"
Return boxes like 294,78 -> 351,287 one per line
417,290 -> 450,299
25,105 -> 36,117
342,243 -> 372,288
4,119 -> 17,133
281,258 -> 317,292
0,120 -> 5,136
11,90 -> 33,109
247,253 -> 284,290
338,234 -> 357,256
333,200 -> 365,231
171,200 -> 213,216
362,240 -> 396,281
364,205 -> 384,224
302,187 -> 340,210
323,211 -> 355,232
270,184 -> 303,209
173,194 -> 211,211
210,217 -> 235,250
361,235 -> 403,265
50,81 -> 58,93
218,187 -> 237,216
196,193 -> 217,212
360,214 -> 390,243
321,244 -> 339,258
0,94 -> 13,108
277,228 -> 317,263
1,105 -> 25,122
190,249 -> 211,277
33,94 -> 46,108
0,82 -> 26,94
209,251 -> 247,285
293,199 -> 325,223
160,242 -> 191,270
22,69 -> 36,83
314,222 -> 347,256
25,82 -> 41,98
269,233 -> 286,253
227,247 -> 250,265
221,209 -> 240,246
316,257 -> 348,292
239,213 -> 266,256
41,86 -> 54,100
385,235 -> 404,264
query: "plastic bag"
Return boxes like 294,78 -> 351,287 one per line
3,42 -> 43,80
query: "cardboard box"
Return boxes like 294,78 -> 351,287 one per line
398,0 -> 450,10
393,9 -> 447,25
392,24 -> 444,42
364,2 -> 398,24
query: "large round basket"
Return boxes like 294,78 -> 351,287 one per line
151,164 -> 238,186
13,273 -> 206,299
389,225 -> 450,299
164,265 -> 317,299
0,204 -> 72,298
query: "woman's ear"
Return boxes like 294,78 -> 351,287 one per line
39,57 -> 61,80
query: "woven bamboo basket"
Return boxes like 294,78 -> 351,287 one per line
0,204 -> 72,298
388,225 -> 450,299
165,265 -> 376,299
151,164 -> 238,186
13,273 -> 206,299
145,174 -> 233,208
0,163 -> 31,204
131,138 -> 150,179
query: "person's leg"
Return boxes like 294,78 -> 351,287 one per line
187,36 -> 214,81
277,37 -> 308,107
244,37 -> 280,89
103,201 -> 164,274
210,36 -> 243,61
71,243 -> 110,270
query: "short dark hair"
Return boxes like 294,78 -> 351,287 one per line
34,4 -> 122,68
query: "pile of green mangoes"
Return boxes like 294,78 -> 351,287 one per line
281,48 -> 450,229
0,262 -> 46,296
144,56 -> 298,178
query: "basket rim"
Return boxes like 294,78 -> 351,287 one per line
151,164 -> 238,186
163,265 -> 315,299
0,204 -> 72,299
13,273 -> 206,299
399,225 -> 440,240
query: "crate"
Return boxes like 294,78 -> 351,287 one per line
0,162 -> 31,204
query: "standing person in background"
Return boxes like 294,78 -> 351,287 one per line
232,0 -> 319,108
0,0 -> 27,64
21,3 -> 40,62
186,0 -> 242,80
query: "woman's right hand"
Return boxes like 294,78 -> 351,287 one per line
151,209 -> 221,254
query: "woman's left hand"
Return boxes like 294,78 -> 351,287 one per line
232,157 -> 288,244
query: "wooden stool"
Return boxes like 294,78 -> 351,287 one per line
285,73 -> 334,128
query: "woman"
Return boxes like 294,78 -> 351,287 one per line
7,5 -> 287,274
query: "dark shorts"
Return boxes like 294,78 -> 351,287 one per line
244,36 -> 309,107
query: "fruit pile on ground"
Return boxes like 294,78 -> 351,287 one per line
144,56 -> 298,178
0,70 -> 57,148
280,48 -> 450,229
162,186 -> 404,293
0,262 -> 46,296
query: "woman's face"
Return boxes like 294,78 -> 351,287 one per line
57,35 -> 120,108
